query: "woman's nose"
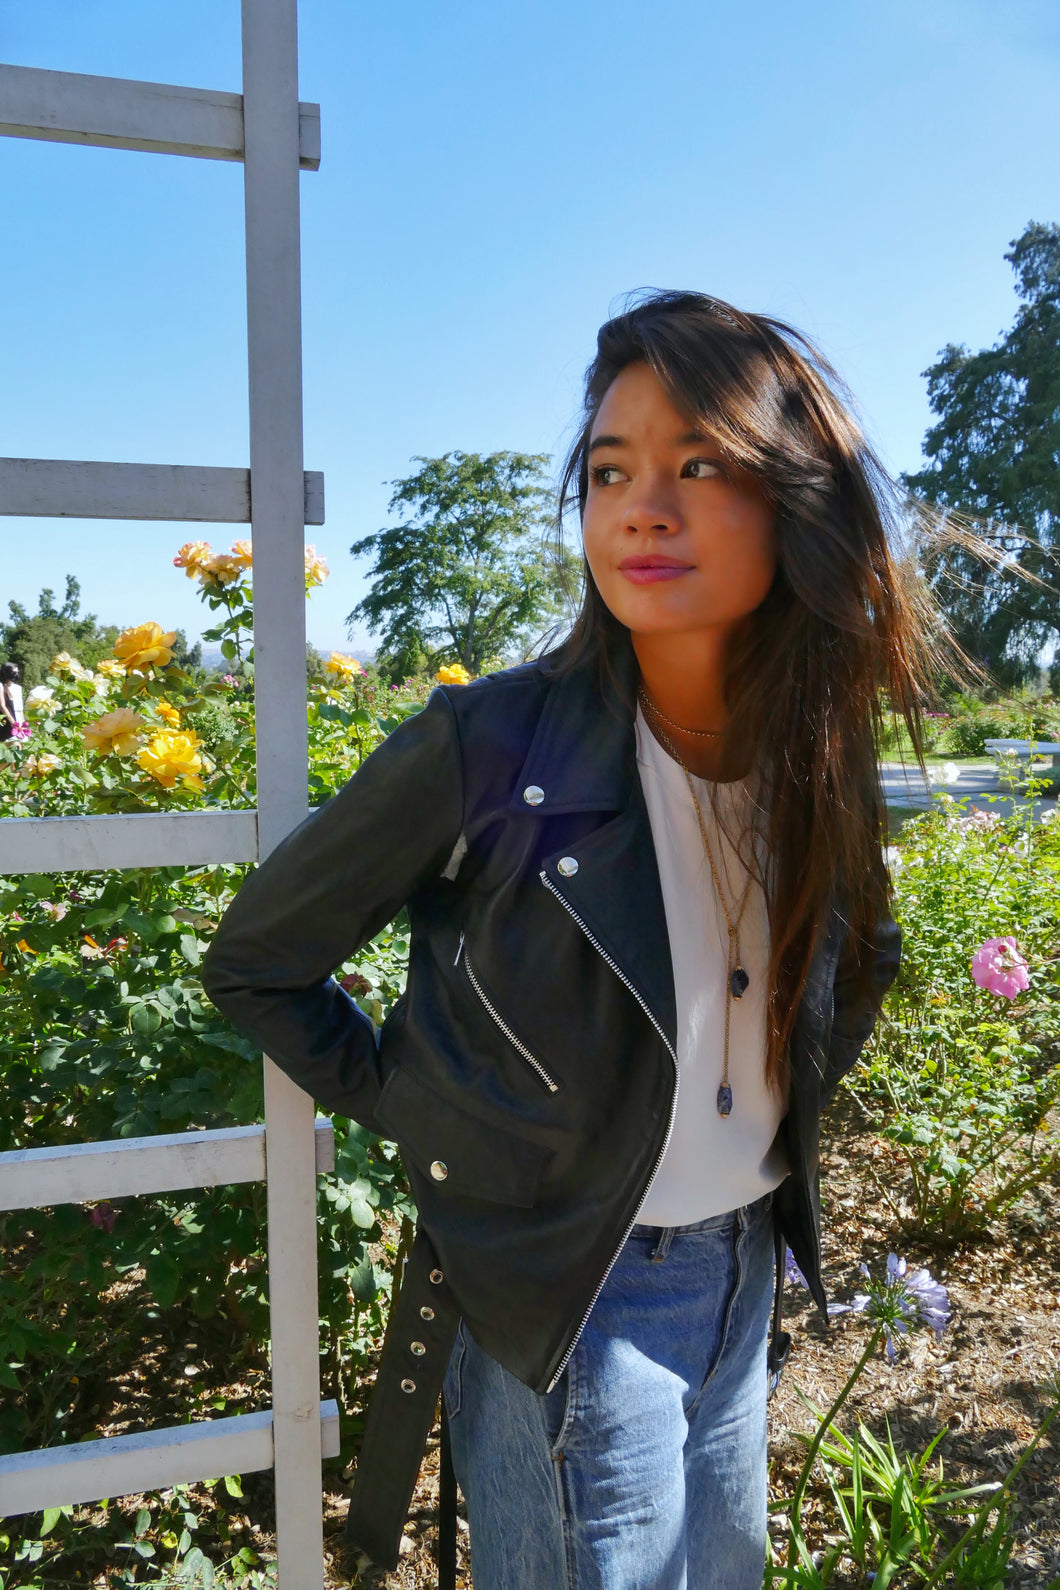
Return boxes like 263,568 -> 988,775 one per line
622,480 -> 682,536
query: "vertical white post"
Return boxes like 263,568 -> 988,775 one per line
241,3 -> 323,1585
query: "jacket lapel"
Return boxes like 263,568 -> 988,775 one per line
516,646 -> 679,1056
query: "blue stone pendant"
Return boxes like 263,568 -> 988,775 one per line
730,966 -> 749,999
717,1083 -> 733,1117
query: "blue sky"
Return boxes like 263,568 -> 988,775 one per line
1,0 -> 1058,656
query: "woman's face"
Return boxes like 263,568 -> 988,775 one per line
581,361 -> 777,642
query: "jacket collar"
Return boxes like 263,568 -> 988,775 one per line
511,641 -> 639,817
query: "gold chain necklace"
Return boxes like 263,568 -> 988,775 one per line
639,690 -> 755,1119
639,688 -> 723,739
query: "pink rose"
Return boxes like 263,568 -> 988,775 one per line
971,937 -> 1030,1000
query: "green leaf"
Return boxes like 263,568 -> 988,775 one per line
223,1473 -> 243,1497
348,1254 -> 377,1302
180,934 -> 202,967
145,1251 -> 181,1308
346,1180 -> 378,1230
131,1003 -> 162,1036
39,1508 -> 62,1537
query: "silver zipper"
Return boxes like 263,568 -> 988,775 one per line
539,870 -> 680,1392
456,930 -> 560,1094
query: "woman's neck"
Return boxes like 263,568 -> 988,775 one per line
632,629 -> 744,781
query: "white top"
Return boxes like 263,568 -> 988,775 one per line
635,706 -> 790,1226
8,682 -> 24,722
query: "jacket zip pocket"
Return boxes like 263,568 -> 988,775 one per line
455,931 -> 559,1094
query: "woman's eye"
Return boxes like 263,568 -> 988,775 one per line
684,458 -> 722,480
591,464 -> 625,487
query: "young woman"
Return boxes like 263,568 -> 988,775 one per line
202,290 -> 936,1589
0,662 -> 24,742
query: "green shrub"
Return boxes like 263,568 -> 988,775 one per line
847,798 -> 1060,1241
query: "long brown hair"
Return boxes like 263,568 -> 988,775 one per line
550,289 -> 958,1096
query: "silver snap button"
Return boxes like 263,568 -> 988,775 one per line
401,1378 -> 416,1394
420,1305 -> 435,1321
557,856 -> 579,877
430,1160 -> 448,1181
522,784 -> 544,806
410,1340 -> 426,1356
430,1268 -> 444,1285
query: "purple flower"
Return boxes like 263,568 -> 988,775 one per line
785,1246 -> 809,1289
828,1253 -> 951,1362
11,721 -> 32,741
89,1201 -> 119,1232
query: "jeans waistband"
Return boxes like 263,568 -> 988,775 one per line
631,1188 -> 774,1238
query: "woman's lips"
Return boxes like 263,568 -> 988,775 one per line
618,558 -> 694,585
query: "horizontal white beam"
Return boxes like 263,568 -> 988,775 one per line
0,1400 -> 340,1516
0,809 -> 259,875
0,64 -> 320,168
0,459 -> 325,525
0,1119 -> 336,1212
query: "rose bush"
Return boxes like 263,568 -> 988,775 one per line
842,790 -> 1060,1241
0,547 -> 438,1495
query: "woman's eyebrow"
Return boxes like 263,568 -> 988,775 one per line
588,429 -> 713,454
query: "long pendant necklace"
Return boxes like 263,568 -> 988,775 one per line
639,689 -> 755,1119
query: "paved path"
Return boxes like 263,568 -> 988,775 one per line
880,761 -> 1058,822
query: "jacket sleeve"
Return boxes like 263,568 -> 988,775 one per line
820,911 -> 902,1105
200,687 -> 464,1130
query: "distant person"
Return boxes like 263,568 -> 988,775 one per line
0,661 -> 24,742
201,290 -> 950,1589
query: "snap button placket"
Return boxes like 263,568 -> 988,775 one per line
522,784 -> 544,806
401,1378 -> 416,1394
430,1268 -> 444,1285
410,1340 -> 426,1356
420,1305 -> 435,1321
430,1160 -> 448,1181
557,856 -> 579,878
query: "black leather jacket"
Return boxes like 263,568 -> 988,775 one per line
202,643 -> 900,1395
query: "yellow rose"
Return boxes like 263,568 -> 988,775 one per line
174,540 -> 213,579
114,622 -> 178,674
25,686 -> 56,714
19,753 -> 62,779
157,702 -> 181,728
96,657 -> 126,678
304,545 -> 329,590
324,651 -> 364,684
137,728 -> 205,791
82,708 -> 146,757
436,664 -> 472,686
201,551 -> 243,588
50,652 -> 76,673
229,538 -> 254,569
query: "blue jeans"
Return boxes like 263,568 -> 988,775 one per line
443,1189 -> 776,1590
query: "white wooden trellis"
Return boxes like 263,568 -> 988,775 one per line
0,7 -> 337,1584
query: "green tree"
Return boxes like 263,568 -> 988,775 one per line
901,221 -> 1060,689
347,451 -> 569,676
0,576 -> 119,687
